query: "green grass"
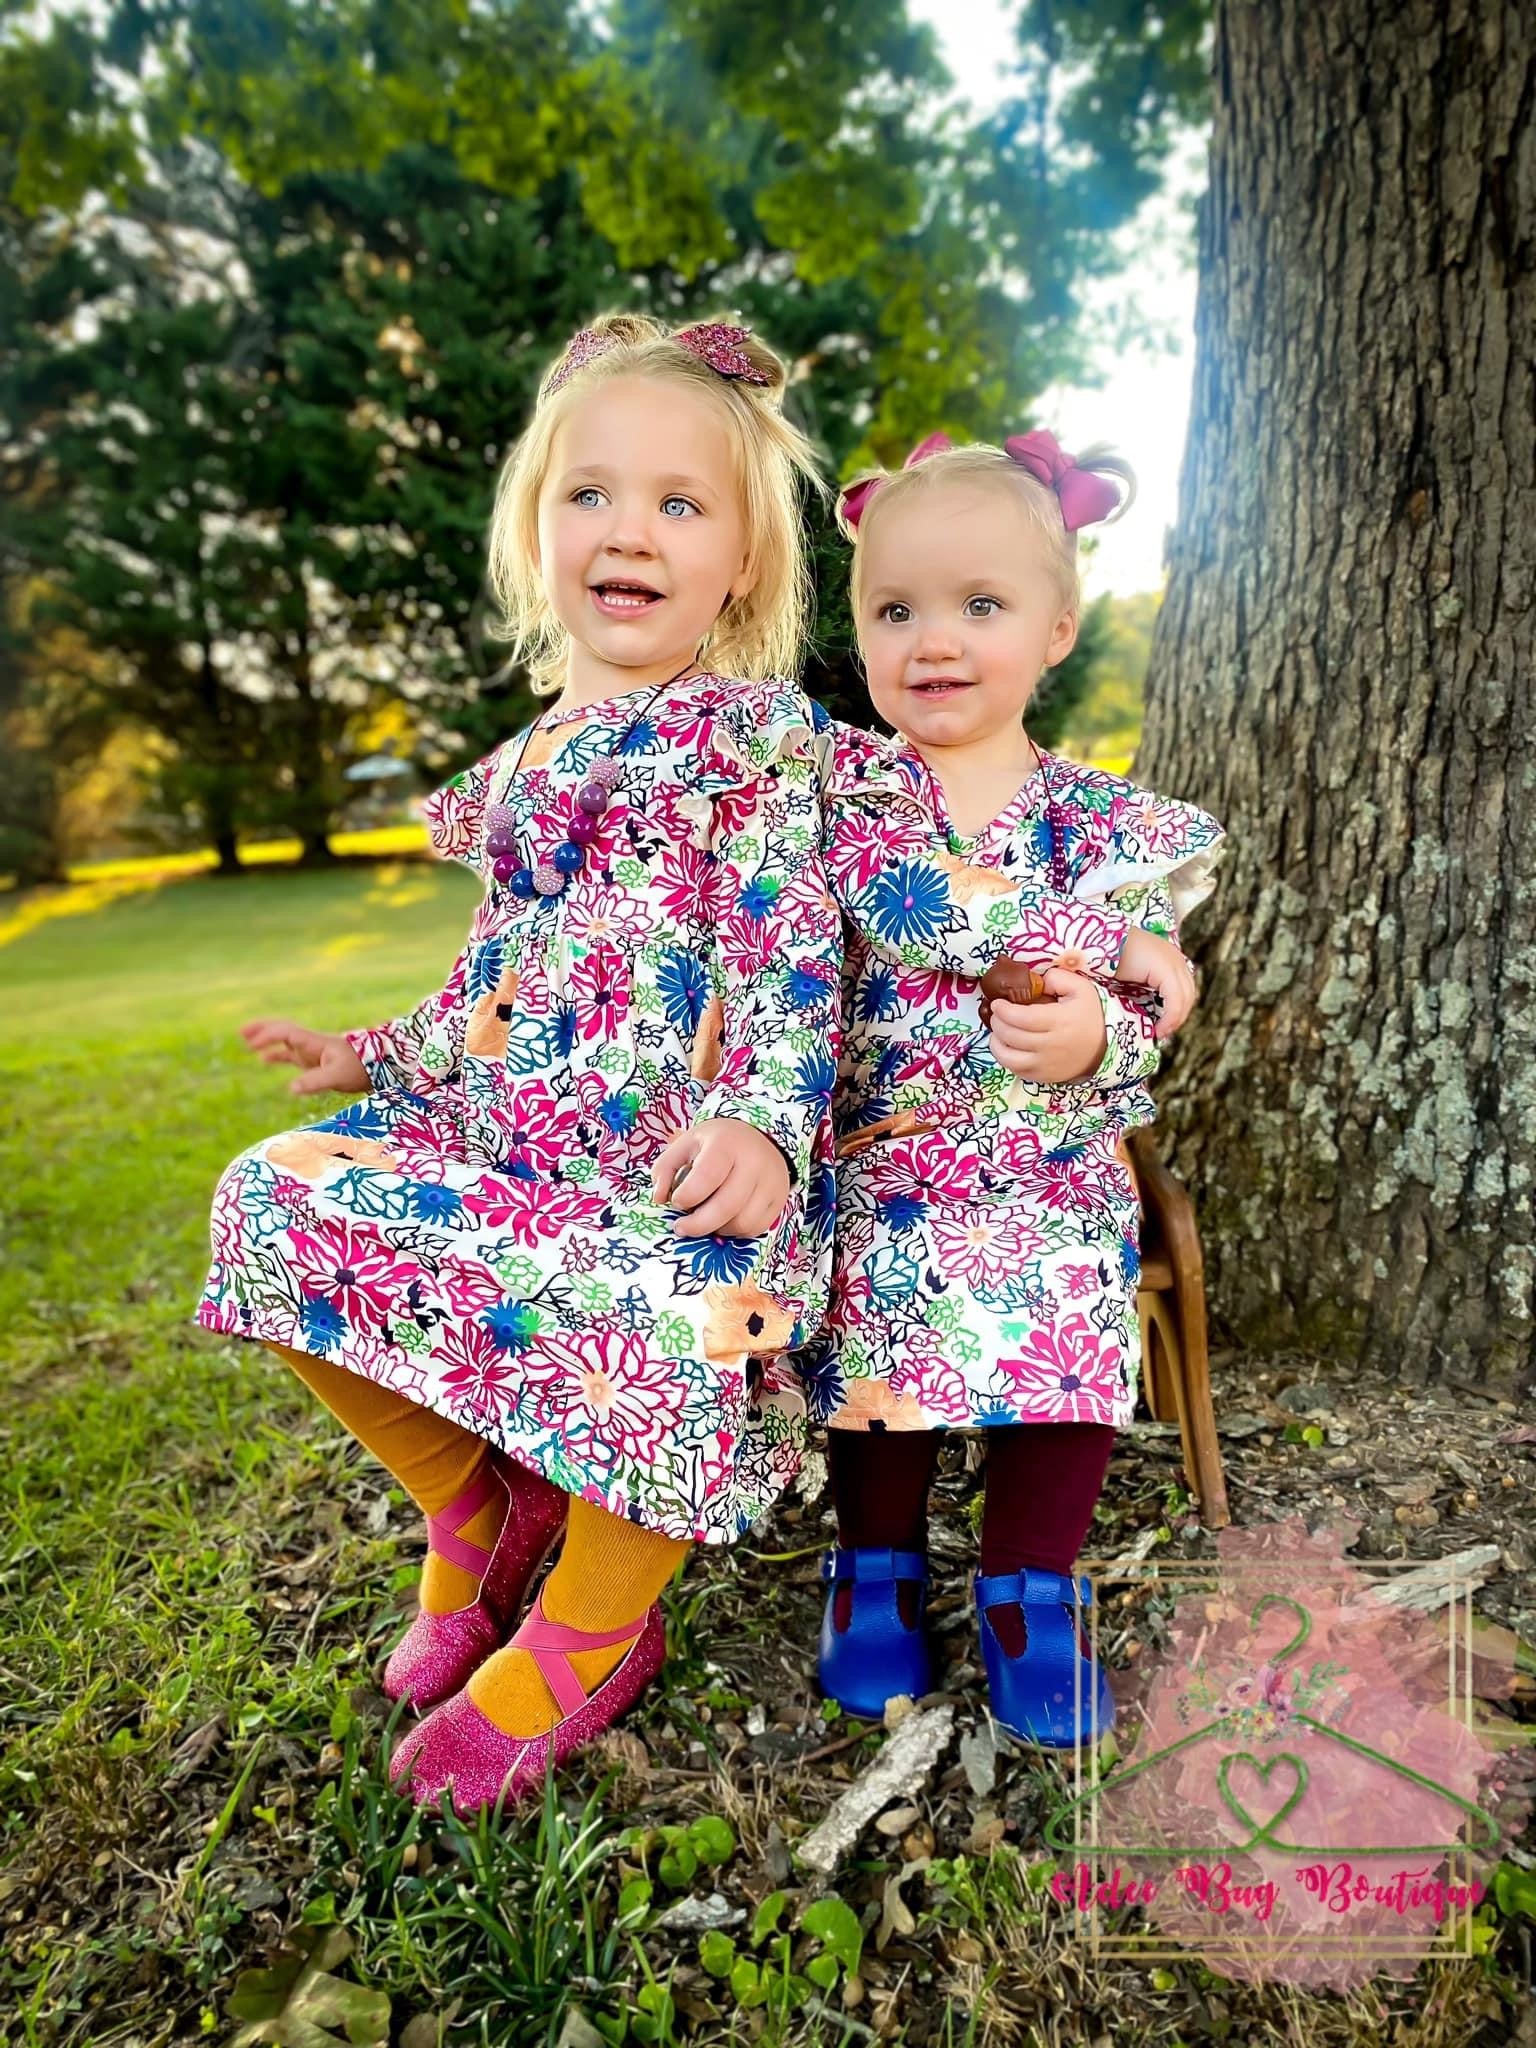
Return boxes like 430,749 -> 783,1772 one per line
0,858 -> 1526,2048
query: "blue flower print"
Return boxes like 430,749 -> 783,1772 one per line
862,861 -> 950,946
657,949 -> 709,1031
788,962 -> 832,1010
318,1101 -> 394,1142
409,1182 -> 464,1225
805,1161 -> 836,1246
857,964 -> 901,1022
482,1301 -> 538,1353
738,875 -> 781,919
673,1234 -> 759,1285
600,1091 -> 640,1135
876,1191 -> 927,1233
795,1338 -> 846,1424
793,1047 -> 836,1111
300,1294 -> 346,1351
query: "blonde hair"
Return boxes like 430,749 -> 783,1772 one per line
838,440 -> 1136,620
487,312 -> 823,694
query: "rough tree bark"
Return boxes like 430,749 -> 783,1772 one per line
1139,0 -> 1535,1385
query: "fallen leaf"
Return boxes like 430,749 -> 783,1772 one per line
401,2008 -> 461,2048
964,1809 -> 1007,1856
1381,1475 -> 1437,1507
164,1715 -> 226,1787
877,1857 -> 929,1949
874,1805 -> 921,1838
958,1723 -> 998,1799
594,1729 -> 650,1781
227,1927 -> 391,2048
556,2016 -> 609,2048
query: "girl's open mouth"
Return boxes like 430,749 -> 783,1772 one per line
590,581 -> 664,618
909,678 -> 977,698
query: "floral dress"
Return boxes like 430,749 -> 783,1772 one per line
196,674 -> 844,1544
807,724 -> 1225,1435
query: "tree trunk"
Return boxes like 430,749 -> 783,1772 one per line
1139,0 -> 1536,1387
287,589 -> 335,865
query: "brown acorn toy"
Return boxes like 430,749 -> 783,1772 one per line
978,957 -> 1053,1027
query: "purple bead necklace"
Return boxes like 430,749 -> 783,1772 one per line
483,670 -> 686,900
1036,744 -> 1074,894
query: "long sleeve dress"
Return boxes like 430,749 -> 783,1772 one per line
805,722 -> 1225,1436
195,674 -> 843,1544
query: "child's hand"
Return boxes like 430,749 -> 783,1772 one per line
653,1119 -> 791,1239
1114,929 -> 1197,1037
240,1018 -> 370,1097
988,968 -> 1109,1084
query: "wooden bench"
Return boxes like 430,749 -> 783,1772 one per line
1124,1128 -> 1231,1529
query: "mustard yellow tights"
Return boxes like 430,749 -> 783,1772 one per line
268,1343 -> 503,1614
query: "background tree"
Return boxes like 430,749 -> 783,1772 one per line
2,0 -> 1204,867
1137,0 -> 1536,1385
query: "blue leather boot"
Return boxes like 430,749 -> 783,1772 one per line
818,1547 -> 932,1719
975,1568 -> 1115,1748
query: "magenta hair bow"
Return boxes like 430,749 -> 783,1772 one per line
837,431 -> 951,528
547,321 -> 770,395
838,425 -> 1121,533
1003,429 -> 1122,531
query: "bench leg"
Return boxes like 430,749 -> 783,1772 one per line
1137,1290 -> 1180,1423
1142,1292 -> 1231,1530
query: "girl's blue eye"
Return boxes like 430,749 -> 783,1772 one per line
661,496 -> 698,518
573,487 -> 604,508
965,596 -> 1001,617
879,601 -> 912,624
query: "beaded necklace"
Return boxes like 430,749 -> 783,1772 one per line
940,737 -> 1073,892
484,665 -> 691,900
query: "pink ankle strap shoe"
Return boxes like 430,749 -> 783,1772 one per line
388,1590 -> 666,1814
382,1455 -> 568,1712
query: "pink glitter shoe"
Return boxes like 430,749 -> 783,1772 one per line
388,1591 -> 666,1814
381,1456 -> 568,1712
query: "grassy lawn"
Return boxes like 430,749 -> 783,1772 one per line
0,858 -> 1527,2047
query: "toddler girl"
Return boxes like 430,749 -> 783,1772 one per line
813,430 -> 1225,1747
198,313 -> 846,1812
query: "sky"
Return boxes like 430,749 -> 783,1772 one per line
907,0 -> 1201,597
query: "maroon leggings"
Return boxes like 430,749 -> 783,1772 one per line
828,1423 -> 1115,1649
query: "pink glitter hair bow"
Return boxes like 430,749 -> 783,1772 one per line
838,426 -> 1122,533
547,321 -> 771,395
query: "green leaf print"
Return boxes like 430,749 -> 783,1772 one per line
546,1446 -> 584,1495
571,1276 -> 614,1315
495,1253 -> 543,1294
391,1319 -> 429,1354
615,858 -> 648,886
654,1312 -> 696,1358
925,1294 -> 962,1336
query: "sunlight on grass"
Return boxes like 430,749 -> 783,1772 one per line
0,858 -> 477,1067
63,822 -> 430,883
0,869 -> 176,949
